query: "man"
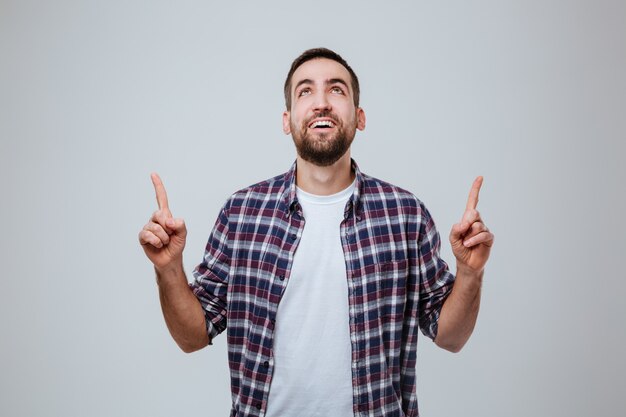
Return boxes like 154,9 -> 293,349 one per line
139,48 -> 494,417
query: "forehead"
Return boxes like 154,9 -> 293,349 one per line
291,58 -> 352,90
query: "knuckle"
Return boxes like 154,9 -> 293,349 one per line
151,234 -> 162,247
142,231 -> 155,243
140,232 -> 152,245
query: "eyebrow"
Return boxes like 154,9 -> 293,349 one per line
294,77 -> 350,92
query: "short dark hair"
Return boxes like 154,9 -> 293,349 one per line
284,47 -> 360,110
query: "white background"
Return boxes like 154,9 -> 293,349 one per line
1,1 -> 625,416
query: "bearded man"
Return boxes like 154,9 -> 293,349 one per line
139,48 -> 494,417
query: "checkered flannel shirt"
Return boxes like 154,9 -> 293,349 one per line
190,159 -> 455,417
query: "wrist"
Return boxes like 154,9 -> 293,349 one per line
154,260 -> 185,285
455,263 -> 484,281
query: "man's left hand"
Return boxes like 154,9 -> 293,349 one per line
449,177 -> 494,275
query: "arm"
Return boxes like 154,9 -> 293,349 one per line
435,177 -> 494,353
156,263 -> 209,353
434,266 -> 482,353
139,173 -> 209,353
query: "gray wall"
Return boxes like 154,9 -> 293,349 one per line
1,1 -> 625,416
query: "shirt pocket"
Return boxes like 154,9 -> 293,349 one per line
361,259 -> 408,322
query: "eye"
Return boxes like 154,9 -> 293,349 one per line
330,86 -> 344,94
298,88 -> 311,97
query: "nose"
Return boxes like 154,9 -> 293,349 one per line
312,91 -> 331,112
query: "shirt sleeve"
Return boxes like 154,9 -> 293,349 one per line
189,203 -> 231,344
416,202 -> 455,340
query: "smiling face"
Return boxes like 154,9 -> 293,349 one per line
283,58 -> 366,167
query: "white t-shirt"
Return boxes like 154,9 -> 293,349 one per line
264,180 -> 356,417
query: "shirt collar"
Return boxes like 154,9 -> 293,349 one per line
281,158 -> 364,219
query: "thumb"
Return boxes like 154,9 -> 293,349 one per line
449,221 -> 470,243
166,218 -> 187,237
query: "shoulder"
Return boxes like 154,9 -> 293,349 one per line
359,171 -> 426,214
221,171 -> 290,214
233,172 -> 288,200
358,171 -> 439,232
359,172 -> 442,246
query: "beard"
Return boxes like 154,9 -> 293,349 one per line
291,111 -> 356,167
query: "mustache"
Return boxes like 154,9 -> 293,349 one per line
304,111 -> 340,126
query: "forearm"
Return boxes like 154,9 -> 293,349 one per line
156,263 -> 209,353
434,265 -> 483,353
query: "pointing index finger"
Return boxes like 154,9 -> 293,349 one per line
151,172 -> 169,211
465,176 -> 483,211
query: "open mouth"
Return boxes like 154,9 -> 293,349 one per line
308,119 -> 336,130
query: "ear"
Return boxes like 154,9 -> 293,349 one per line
282,111 -> 291,134
356,107 -> 366,131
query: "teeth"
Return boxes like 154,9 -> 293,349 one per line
309,120 -> 335,128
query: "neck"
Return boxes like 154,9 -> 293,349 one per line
295,152 -> 354,196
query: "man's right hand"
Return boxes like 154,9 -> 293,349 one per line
138,173 -> 187,272
138,173 -> 208,352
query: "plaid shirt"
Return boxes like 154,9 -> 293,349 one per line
190,160 -> 455,417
